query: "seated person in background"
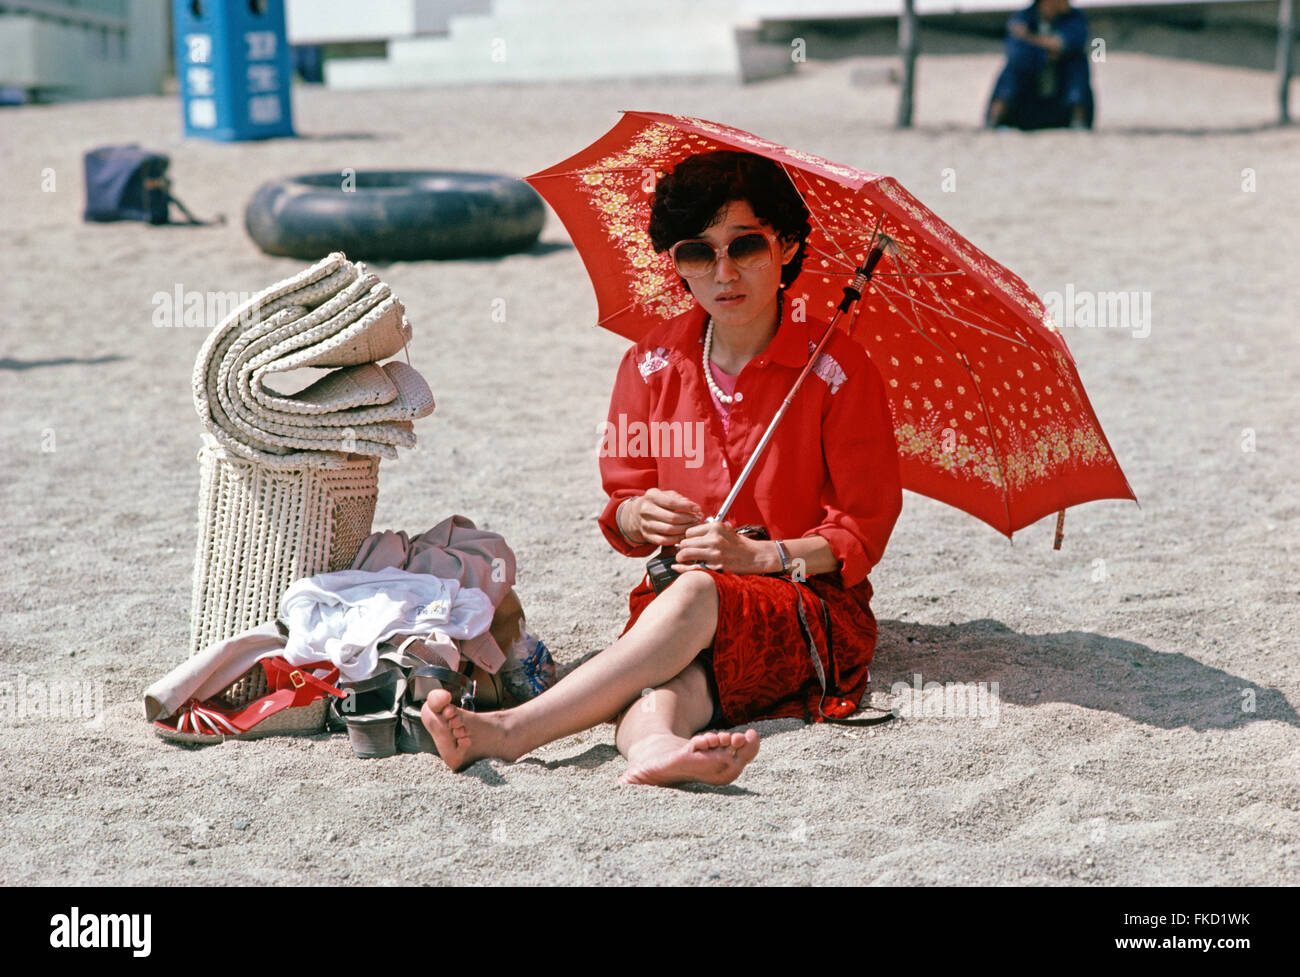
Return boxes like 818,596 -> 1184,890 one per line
986,0 -> 1094,130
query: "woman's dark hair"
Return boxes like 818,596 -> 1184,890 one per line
648,150 -> 811,289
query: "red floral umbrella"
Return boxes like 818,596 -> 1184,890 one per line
525,111 -> 1137,542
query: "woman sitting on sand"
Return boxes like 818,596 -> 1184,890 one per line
422,150 -> 903,787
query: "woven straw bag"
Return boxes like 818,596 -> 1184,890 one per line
188,433 -> 379,657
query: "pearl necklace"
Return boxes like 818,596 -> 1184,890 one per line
702,293 -> 783,406
702,317 -> 735,406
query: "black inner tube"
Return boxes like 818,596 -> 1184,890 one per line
245,170 -> 546,261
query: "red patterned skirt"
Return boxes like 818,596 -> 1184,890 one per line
619,568 -> 878,727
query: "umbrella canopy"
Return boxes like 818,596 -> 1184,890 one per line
525,110 -> 1137,539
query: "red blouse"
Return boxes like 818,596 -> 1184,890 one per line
597,302 -> 903,588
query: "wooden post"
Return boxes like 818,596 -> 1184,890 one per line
1280,0 -> 1296,124
897,0 -> 918,128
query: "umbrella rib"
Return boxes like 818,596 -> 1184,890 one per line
871,279 -> 1036,350
891,245 -> 1080,400
878,235 -> 1022,339
906,266 -> 1076,394
852,231 -> 1019,369
878,232 -> 1020,334
595,278 -> 684,326
909,260 -> 1038,348
871,285 -> 1017,534
965,360 -> 1017,536
900,313 -> 969,367
871,272 -> 1026,530
881,239 -> 941,355
906,267 -> 1033,342
884,242 -> 1022,534
853,251 -> 983,373
784,165 -> 864,274
815,218 -> 885,247
804,241 -> 859,273
926,283 -> 1034,346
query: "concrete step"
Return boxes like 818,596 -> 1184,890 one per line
325,0 -> 763,87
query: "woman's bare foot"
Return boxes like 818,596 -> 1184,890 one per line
619,729 -> 760,787
420,689 -> 513,771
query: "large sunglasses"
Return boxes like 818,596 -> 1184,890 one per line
669,230 -> 779,279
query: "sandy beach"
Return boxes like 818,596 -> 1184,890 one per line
1,46 -> 1297,886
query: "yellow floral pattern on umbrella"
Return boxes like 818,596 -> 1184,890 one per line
577,122 -> 710,321
892,413 -> 1113,493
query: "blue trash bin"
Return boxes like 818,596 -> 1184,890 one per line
173,0 -> 295,141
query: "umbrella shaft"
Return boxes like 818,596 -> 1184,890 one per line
714,245 -> 883,523
713,306 -> 846,523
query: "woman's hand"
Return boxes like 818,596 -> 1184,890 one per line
624,488 -> 705,547
672,520 -> 774,575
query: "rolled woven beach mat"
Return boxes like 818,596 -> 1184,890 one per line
245,171 -> 546,261
191,251 -> 434,469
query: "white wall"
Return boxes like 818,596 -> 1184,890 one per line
0,0 -> 168,100
285,0 -> 490,44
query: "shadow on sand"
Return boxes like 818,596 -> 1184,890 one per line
560,616 -> 1293,734
0,355 -> 126,371
429,616 -> 1291,789
907,122 -> 1287,138
869,618 -> 1295,732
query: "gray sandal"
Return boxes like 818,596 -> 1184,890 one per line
398,663 -> 477,754
335,662 -> 406,759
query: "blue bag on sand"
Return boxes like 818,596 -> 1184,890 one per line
499,631 -> 557,704
82,145 -> 221,225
